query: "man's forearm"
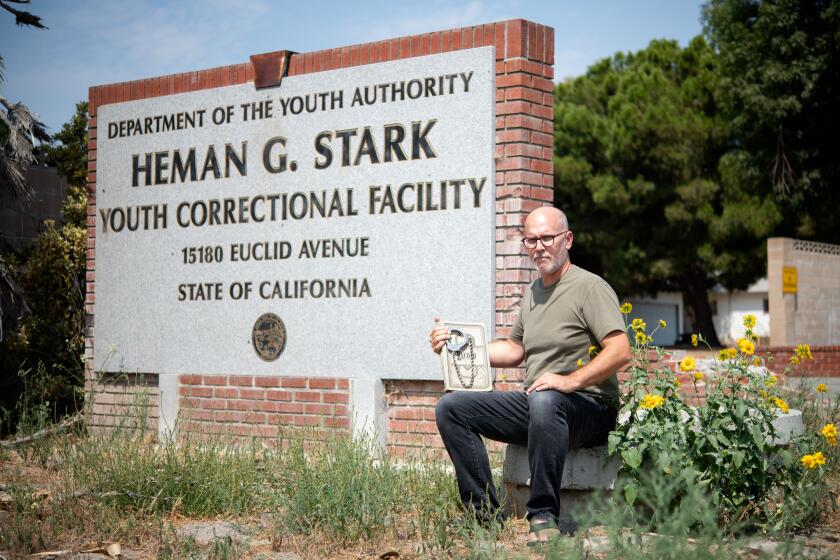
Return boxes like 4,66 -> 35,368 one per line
564,333 -> 630,391
488,338 -> 525,368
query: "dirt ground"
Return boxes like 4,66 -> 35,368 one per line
2,449 -> 839,559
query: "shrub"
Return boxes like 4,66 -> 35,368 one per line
609,310 -> 837,531
1,217 -> 86,429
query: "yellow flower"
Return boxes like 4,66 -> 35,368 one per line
674,376 -> 683,386
691,334 -> 698,347
816,383 -> 827,393
640,394 -> 665,410
719,348 -> 737,361
631,318 -> 647,332
500,372 -> 507,381
658,319 -> 667,329
752,357 -> 761,367
738,338 -> 755,356
743,314 -> 757,329
759,389 -> 769,399
576,358 -> 584,368
679,356 -> 696,373
790,356 -> 801,366
635,331 -> 647,345
620,302 -> 633,314
773,397 -> 790,414
764,375 -> 777,388
795,344 -> 813,360
800,451 -> 826,469
588,345 -> 598,357
694,371 -> 703,381
822,424 -> 838,446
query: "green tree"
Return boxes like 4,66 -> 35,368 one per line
703,0 -> 840,242
554,37 -> 781,344
44,101 -> 88,225
1,1 -> 49,339
0,102 -> 88,432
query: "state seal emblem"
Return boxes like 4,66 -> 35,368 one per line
252,313 -> 287,361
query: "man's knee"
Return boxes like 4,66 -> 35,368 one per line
435,391 -> 462,432
527,390 -> 571,428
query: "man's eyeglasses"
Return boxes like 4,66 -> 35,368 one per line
522,230 -> 569,249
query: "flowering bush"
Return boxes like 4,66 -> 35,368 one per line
608,309 -> 839,531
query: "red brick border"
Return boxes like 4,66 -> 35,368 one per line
86,19 -> 555,448
179,375 -> 350,438
764,346 -> 840,377
88,372 -> 159,432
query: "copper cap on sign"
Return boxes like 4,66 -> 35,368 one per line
250,50 -> 297,89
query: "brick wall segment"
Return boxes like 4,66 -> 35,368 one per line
323,392 -> 349,404
87,372 -> 159,433
764,345 -> 840,377
177,375 -> 352,437
280,377 -> 307,388
294,391 -> 323,402
255,376 -> 282,388
266,390 -> 293,401
239,388 -> 266,400
309,378 -> 336,389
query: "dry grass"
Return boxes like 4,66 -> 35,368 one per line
1,404 -> 838,559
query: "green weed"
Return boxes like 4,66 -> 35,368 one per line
209,534 -> 247,560
272,429 -> 445,546
64,428 -> 268,517
157,520 -> 200,560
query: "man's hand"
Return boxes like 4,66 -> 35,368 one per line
429,317 -> 450,354
526,330 -> 630,395
526,372 -> 581,394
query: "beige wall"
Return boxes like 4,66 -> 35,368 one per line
768,238 -> 840,346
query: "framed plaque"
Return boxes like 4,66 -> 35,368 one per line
439,321 -> 493,391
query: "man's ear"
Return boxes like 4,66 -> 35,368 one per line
565,231 -> 574,249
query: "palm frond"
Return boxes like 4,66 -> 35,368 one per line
0,94 -> 47,202
0,0 -> 48,30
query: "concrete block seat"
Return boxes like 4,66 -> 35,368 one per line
502,409 -> 804,520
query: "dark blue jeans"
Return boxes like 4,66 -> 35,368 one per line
435,389 -> 617,522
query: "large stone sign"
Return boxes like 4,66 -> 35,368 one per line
88,20 -> 557,449
94,48 -> 495,379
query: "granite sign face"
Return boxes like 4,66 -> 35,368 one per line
94,47 -> 495,378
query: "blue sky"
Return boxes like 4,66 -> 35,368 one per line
0,0 -> 704,134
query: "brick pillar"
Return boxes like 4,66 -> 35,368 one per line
384,20 -> 556,457
767,237 -> 792,346
493,20 -> 555,387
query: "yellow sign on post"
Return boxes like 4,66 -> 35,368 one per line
783,266 -> 798,294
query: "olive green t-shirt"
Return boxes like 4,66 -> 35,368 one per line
510,265 -> 625,401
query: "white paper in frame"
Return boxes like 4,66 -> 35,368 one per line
439,321 -> 493,391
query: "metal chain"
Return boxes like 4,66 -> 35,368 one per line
450,337 -> 477,389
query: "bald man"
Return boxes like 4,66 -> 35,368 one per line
429,207 -> 630,544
